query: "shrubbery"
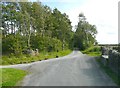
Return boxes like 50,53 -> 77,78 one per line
83,46 -> 101,52
82,46 -> 101,56
31,36 -> 63,52
2,34 -> 28,55
1,50 -> 71,65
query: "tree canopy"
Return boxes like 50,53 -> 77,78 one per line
73,13 -> 97,50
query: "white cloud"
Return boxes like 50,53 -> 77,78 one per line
66,0 -> 119,44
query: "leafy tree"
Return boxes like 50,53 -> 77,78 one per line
73,13 -> 97,50
2,2 -> 98,55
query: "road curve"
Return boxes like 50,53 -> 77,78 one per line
1,51 -> 117,86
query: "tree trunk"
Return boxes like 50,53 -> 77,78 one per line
28,25 -> 32,48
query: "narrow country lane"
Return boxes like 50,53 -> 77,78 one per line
1,51 -> 117,86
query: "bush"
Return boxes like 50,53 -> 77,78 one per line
1,50 -> 72,65
31,36 -> 63,52
2,34 -> 27,55
84,46 -> 101,52
82,46 -> 101,56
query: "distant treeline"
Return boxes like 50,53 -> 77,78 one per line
1,2 -> 97,56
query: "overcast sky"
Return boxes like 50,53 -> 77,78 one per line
31,0 -> 119,44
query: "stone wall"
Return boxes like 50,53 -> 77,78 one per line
108,50 -> 120,75
101,47 -> 120,76
23,49 -> 39,56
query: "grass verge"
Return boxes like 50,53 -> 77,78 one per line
1,49 -> 72,65
82,46 -> 101,56
0,68 -> 27,87
96,57 -> 120,86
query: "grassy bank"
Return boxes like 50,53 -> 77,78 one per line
1,68 -> 27,87
82,46 -> 101,56
1,50 -> 72,65
96,57 -> 120,86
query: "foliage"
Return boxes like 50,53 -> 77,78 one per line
82,46 -> 101,56
2,2 -> 98,58
1,50 -> 72,65
2,2 -> 73,55
2,34 -> 27,55
73,13 -> 97,50
1,68 -> 27,86
30,35 -> 62,52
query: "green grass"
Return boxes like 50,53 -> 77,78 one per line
1,49 -> 72,65
0,68 -> 1,88
96,57 -> 120,86
1,68 -> 27,87
82,46 -> 101,56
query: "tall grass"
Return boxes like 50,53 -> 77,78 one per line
1,50 -> 72,65
82,46 -> 101,56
